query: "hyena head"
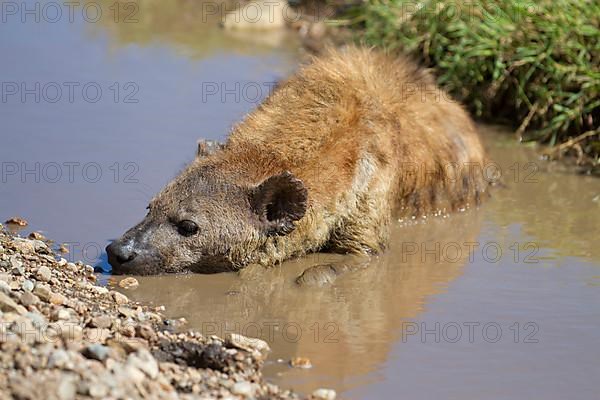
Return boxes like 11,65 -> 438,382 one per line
106,163 -> 307,275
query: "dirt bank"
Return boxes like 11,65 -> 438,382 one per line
0,225 -> 306,399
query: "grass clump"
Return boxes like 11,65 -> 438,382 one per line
346,0 -> 599,168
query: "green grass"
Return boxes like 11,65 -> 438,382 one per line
344,0 -> 599,167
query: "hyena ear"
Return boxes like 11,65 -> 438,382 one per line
250,171 -> 308,236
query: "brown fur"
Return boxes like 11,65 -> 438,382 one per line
107,46 -> 489,275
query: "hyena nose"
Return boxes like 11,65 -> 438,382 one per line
106,241 -> 137,266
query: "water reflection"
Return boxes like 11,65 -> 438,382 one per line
84,0 -> 301,57
128,208 -> 483,393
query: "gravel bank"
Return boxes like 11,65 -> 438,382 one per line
0,225 -> 301,400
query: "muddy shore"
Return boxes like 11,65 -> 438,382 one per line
0,225 -> 327,399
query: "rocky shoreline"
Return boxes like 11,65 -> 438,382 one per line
0,225 -> 305,399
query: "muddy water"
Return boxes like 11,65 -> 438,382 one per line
2,2 -> 600,399
130,135 -> 600,398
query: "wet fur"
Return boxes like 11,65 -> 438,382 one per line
112,46 -> 489,274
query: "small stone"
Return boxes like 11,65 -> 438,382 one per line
119,324 -> 136,338
290,356 -> 312,369
82,344 -> 110,361
0,291 -> 27,314
226,333 -> 270,359
118,277 -> 139,290
127,349 -> 158,379
19,291 -> 39,306
21,280 -> 34,292
110,290 -> 128,305
118,306 -> 136,319
0,280 -> 11,294
85,328 -> 111,344
28,231 -> 46,241
36,265 -> 52,282
88,382 -> 109,398
47,349 -> 71,368
5,217 -> 28,226
25,311 -> 47,328
93,286 -> 109,295
10,255 -> 23,271
135,324 -> 157,342
50,321 -> 83,342
33,283 -> 53,302
57,378 -> 77,400
312,388 -> 337,400
11,315 -> 39,344
123,364 -> 146,384
58,244 -> 69,254
108,337 -> 148,354
12,238 -> 36,254
50,292 -> 67,305
231,382 -> 254,397
56,309 -> 71,320
90,315 -> 112,329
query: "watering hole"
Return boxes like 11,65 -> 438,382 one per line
1,1 -> 599,398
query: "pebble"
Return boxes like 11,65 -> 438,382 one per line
56,309 -> 71,320
28,232 -> 46,241
50,321 -> 83,342
5,217 -> 28,226
127,350 -> 159,379
0,229 -> 294,399
33,283 -> 53,302
226,333 -> 270,358
118,277 -> 139,290
37,265 -> 52,282
57,379 -> 77,400
0,280 -> 11,294
82,344 -> 110,361
123,364 -> 146,384
85,328 -> 111,344
135,324 -> 157,341
20,291 -> 39,306
231,381 -> 255,396
12,238 -> 36,254
93,286 -> 109,295
10,255 -> 23,270
11,315 -> 39,344
0,291 -> 27,314
90,315 -> 112,329
312,388 -> 337,400
289,357 -> 312,369
48,349 -> 71,368
88,382 -> 109,398
50,292 -> 67,305
110,291 -> 128,305
25,311 -> 47,328
21,279 -> 34,292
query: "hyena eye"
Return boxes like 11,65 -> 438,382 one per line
177,220 -> 199,237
